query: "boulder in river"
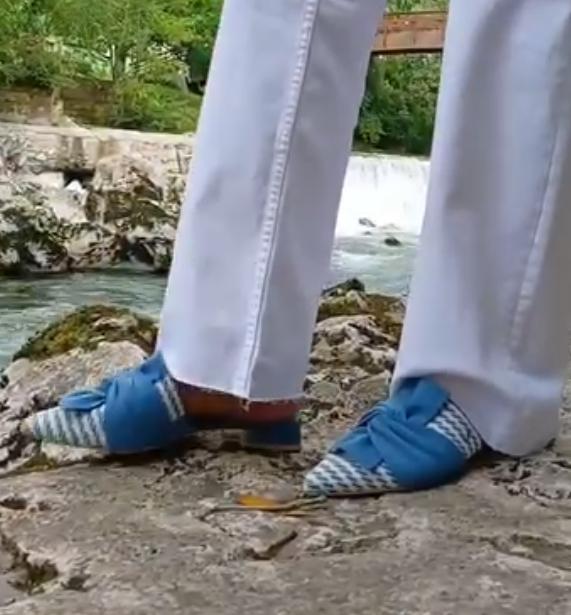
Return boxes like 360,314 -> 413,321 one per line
384,235 -> 402,247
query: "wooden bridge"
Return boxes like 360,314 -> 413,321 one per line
374,11 -> 447,55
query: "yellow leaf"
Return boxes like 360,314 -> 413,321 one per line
236,494 -> 287,511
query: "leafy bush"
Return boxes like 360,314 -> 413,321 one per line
0,0 -> 449,151
110,80 -> 201,133
356,56 -> 442,156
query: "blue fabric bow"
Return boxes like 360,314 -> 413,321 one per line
332,377 -> 466,490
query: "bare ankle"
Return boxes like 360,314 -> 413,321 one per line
174,381 -> 300,423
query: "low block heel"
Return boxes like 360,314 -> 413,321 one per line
242,420 -> 302,452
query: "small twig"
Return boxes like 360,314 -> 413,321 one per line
202,496 -> 328,518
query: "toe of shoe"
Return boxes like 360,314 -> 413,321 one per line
304,453 -> 399,497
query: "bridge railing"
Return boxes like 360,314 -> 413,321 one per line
374,11 -> 447,55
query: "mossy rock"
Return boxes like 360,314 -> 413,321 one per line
14,304 -> 158,362
318,285 -> 404,342
364,294 -> 405,341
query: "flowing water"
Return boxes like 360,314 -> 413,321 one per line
0,153 -> 429,367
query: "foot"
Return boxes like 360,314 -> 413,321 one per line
24,353 -> 301,454
304,377 -> 482,497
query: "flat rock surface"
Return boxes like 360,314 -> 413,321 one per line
3,431 -> 571,614
1,297 -> 571,613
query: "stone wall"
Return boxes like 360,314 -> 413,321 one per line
0,122 -> 194,274
2,122 -> 193,174
0,85 -> 113,127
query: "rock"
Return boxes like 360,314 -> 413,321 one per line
322,278 -> 366,297
384,235 -> 402,247
0,125 -> 191,274
1,285 -> 571,612
310,315 -> 396,388
22,171 -> 65,191
318,289 -> 370,320
358,217 -> 376,229
85,154 -> 167,226
127,236 -> 173,273
0,199 -> 71,274
41,442 -> 106,466
4,341 -> 147,411
82,154 -> 178,271
207,510 -> 298,561
317,288 -> 404,342
0,136 -> 71,274
350,373 -> 391,408
304,380 -> 340,406
13,305 -> 157,362
64,223 -> 126,269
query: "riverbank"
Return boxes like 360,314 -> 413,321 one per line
0,231 -> 419,368
0,123 -> 193,275
0,122 -> 425,366
0,122 -> 428,276
0,271 -> 166,367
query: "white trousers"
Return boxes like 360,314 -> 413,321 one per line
160,0 -> 571,457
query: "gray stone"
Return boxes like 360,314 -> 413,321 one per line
0,294 -> 571,613
384,235 -> 402,247
0,198 -> 71,274
0,124 -> 192,273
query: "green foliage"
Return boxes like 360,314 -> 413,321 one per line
110,81 -> 202,133
0,0 -> 448,150
0,0 -> 61,86
44,0 -> 221,83
355,0 -> 448,154
0,0 -> 219,132
356,55 -> 442,155
389,0 -> 448,10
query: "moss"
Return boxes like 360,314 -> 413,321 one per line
318,284 -> 404,342
14,304 -> 157,362
364,294 -> 404,341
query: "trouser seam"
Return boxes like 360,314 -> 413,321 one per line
234,0 -> 322,394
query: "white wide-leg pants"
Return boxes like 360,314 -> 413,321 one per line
160,0 -> 571,457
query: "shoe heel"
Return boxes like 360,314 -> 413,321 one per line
242,420 -> 302,452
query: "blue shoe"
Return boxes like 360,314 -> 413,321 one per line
26,354 -> 195,454
304,377 -> 482,497
26,354 -> 301,455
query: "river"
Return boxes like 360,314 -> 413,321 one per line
0,153 -> 429,366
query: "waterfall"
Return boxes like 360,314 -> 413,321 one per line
335,153 -> 430,237
328,152 -> 430,295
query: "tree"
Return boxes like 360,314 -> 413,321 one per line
0,0 -> 62,86
0,0 -> 451,147
44,0 -> 221,84
355,0 -> 448,154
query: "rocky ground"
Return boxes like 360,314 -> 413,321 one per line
0,284 -> 571,613
0,124 -> 191,275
